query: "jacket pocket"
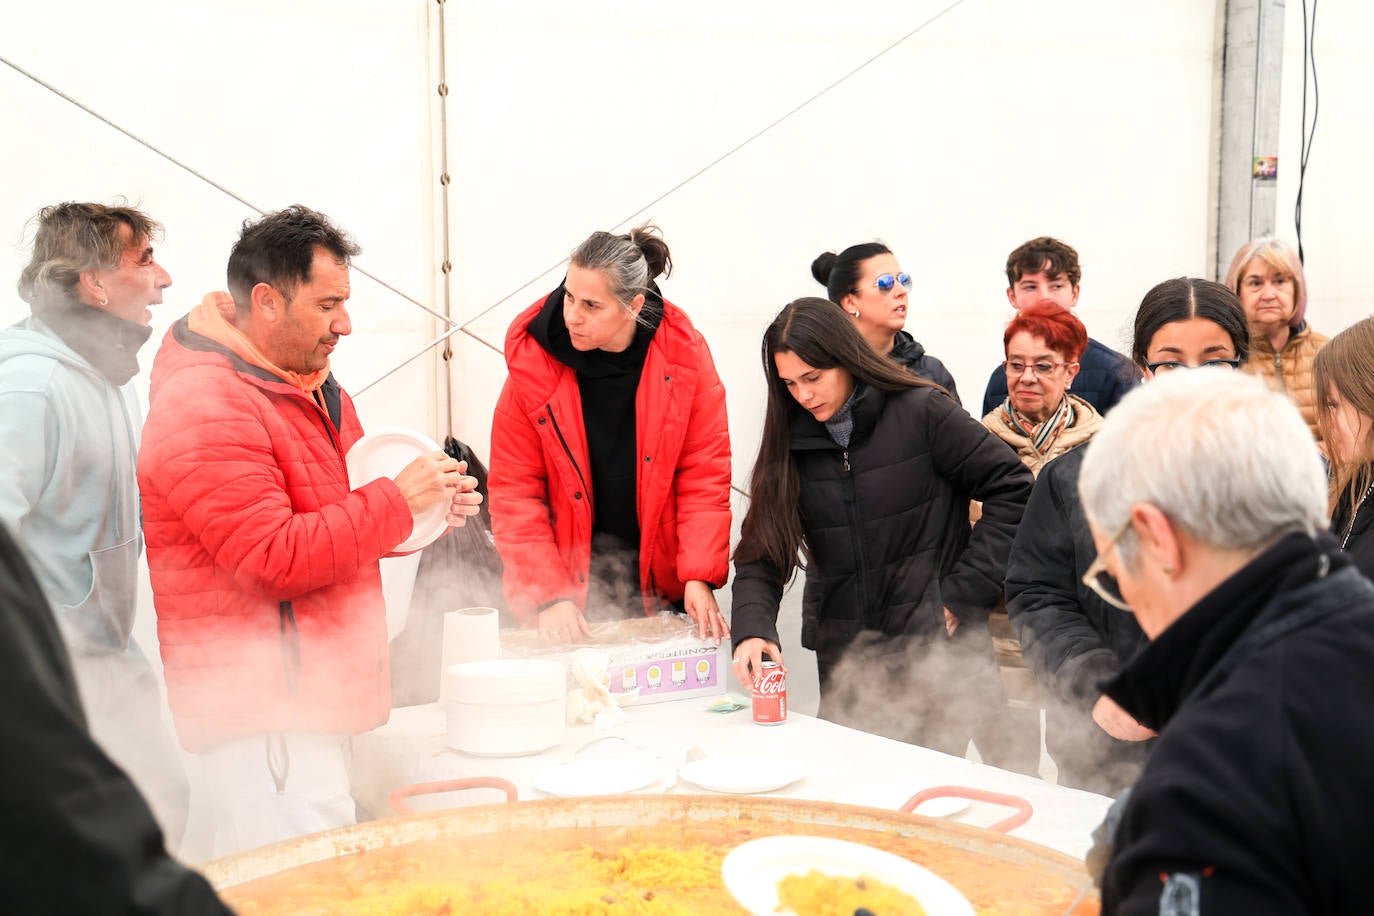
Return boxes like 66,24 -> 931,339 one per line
58,536 -> 139,653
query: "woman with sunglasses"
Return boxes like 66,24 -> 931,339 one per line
730,298 -> 1032,756
1004,277 -> 1249,796
811,243 -> 959,404
489,225 -> 732,645
1314,317 -> 1374,578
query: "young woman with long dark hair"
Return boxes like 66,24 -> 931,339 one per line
729,297 -> 1032,756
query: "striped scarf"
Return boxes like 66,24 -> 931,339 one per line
1001,395 -> 1075,457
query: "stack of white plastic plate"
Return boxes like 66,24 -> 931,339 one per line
443,660 -> 567,757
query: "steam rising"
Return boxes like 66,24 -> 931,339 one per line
812,630 -> 1008,760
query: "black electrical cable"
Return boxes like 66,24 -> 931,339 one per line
1295,0 -> 1319,265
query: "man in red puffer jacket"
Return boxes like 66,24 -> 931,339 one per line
138,206 -> 480,857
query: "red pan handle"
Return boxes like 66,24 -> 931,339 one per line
900,785 -> 1033,833
389,777 -> 519,815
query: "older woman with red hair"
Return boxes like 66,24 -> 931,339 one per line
978,302 -> 1105,775
1225,237 -> 1328,444
982,302 -> 1103,475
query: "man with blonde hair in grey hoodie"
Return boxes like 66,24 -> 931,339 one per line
0,201 -> 188,849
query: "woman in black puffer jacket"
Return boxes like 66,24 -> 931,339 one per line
730,298 -> 1033,756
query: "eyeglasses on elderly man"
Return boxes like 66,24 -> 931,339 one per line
1082,521 -> 1132,612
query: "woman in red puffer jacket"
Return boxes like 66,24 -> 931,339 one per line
489,225 -> 732,644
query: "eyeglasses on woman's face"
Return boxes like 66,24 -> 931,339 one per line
1004,359 -> 1072,378
857,272 -> 913,294
1082,522 -> 1133,612
1144,358 -> 1243,374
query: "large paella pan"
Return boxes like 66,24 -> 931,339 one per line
206,793 -> 1097,915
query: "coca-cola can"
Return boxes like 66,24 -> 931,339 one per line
752,661 -> 787,725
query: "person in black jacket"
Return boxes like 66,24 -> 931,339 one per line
811,243 -> 960,404
1313,316 -> 1374,580
981,237 -> 1138,417
1077,367 -> 1369,915
731,298 -> 1032,756
1005,277 -> 1252,796
0,520 -> 232,915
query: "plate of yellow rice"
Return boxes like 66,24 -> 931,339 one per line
721,835 -> 974,915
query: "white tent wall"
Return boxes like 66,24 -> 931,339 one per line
0,0 -> 1368,834
447,0 -> 1225,468
1273,0 -> 1373,331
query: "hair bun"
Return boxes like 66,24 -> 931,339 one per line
628,223 -> 672,280
811,251 -> 838,286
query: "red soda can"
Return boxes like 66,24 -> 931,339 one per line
752,661 -> 787,725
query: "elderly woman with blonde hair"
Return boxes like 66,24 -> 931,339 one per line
1082,369 -> 1374,913
1225,237 -> 1328,443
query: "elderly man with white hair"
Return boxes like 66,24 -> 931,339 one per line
1080,368 -> 1374,915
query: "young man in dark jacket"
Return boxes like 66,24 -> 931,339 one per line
981,237 -> 1138,417
0,521 -> 232,915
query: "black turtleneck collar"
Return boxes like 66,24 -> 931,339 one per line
529,280 -> 663,377
1104,532 -> 1347,732
30,295 -> 153,386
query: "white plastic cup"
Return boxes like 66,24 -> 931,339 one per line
439,607 -> 501,702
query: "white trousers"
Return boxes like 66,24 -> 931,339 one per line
198,732 -> 355,860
